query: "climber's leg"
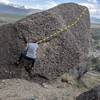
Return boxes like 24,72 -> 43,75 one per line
31,59 -> 36,69
28,59 -> 35,77
18,53 -> 23,62
23,57 -> 35,77
25,58 -> 35,78
15,53 -> 23,65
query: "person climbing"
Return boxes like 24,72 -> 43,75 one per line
15,38 -> 39,77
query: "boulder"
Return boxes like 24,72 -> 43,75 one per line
80,71 -> 100,88
76,85 -> 100,100
0,3 -> 90,81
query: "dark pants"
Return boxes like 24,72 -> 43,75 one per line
18,53 -> 35,75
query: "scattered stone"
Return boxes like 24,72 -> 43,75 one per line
41,83 -> 49,88
27,96 -> 38,100
2,80 -> 6,83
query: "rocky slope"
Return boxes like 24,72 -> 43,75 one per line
0,3 -> 90,81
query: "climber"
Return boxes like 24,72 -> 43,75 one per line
15,38 -> 39,76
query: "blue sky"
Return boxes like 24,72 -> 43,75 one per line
0,0 -> 100,19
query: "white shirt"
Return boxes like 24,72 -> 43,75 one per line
25,43 -> 39,59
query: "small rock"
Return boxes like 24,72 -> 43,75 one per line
27,96 -> 38,100
2,80 -> 6,83
41,83 -> 49,88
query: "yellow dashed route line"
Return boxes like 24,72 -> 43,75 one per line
36,8 -> 87,44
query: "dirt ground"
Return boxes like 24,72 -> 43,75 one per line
0,70 -> 100,100
0,78 -> 81,100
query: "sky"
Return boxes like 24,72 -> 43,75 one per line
0,0 -> 100,19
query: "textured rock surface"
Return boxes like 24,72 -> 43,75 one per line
76,85 -> 100,100
80,71 -> 100,88
0,3 -> 90,81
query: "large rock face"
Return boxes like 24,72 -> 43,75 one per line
0,3 -> 90,81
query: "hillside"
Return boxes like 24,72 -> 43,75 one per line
0,13 -> 25,25
91,17 -> 100,24
0,3 -> 41,25
0,3 -> 41,15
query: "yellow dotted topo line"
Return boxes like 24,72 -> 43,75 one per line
37,8 -> 87,44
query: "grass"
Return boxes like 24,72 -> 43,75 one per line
90,23 -> 100,51
91,23 -> 100,40
91,23 -> 100,28
91,28 -> 100,40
